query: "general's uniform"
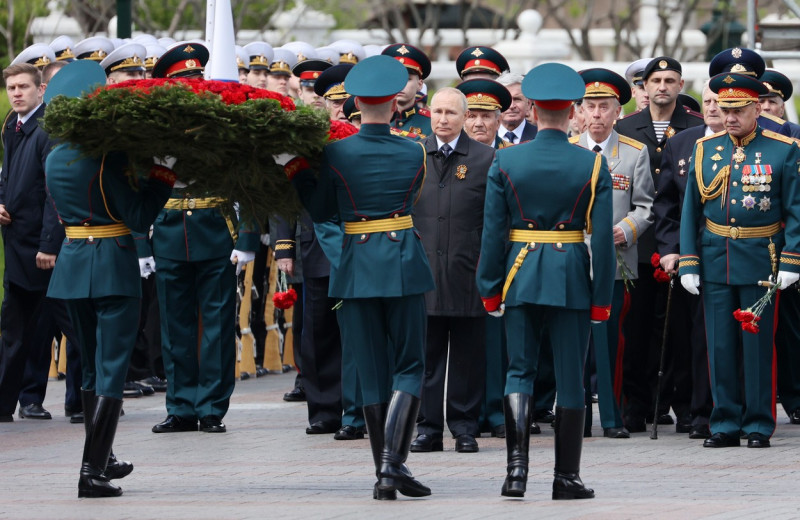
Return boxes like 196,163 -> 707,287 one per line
392,106 -> 431,138
476,63 -> 614,500
679,75 -> 800,444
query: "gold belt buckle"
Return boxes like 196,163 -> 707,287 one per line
729,226 -> 740,240
187,198 -> 196,210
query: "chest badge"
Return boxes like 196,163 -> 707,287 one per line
742,194 -> 757,210
755,152 -> 762,165
455,165 -> 468,180
711,153 -> 722,161
733,147 -> 746,163
759,196 -> 771,212
678,158 -> 686,176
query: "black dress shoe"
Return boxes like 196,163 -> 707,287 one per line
105,453 -> 134,480
152,415 -> 198,433
255,367 -> 270,377
491,425 -> 506,438
334,425 -> 364,440
703,432 -> 741,448
19,403 -> 52,419
603,427 -> 630,439
455,434 -> 479,453
656,414 -> 674,425
624,416 -> 646,433
534,409 -> 556,423
789,409 -> 800,425
200,415 -> 227,433
283,387 -> 306,402
70,411 -> 85,424
689,424 -> 711,439
305,421 -> 339,434
675,417 -> 692,433
409,433 -> 443,452
531,421 -> 542,435
139,376 -> 167,392
123,382 -> 143,398
747,432 -> 771,448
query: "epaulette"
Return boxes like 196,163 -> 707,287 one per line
761,112 -> 786,125
684,107 -> 704,119
568,135 -> 580,144
696,130 -> 727,144
417,107 -> 430,117
620,109 -> 642,119
618,134 -> 645,150
762,128 -> 795,145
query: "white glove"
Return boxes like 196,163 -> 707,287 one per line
260,233 -> 270,246
230,249 -> 256,275
488,303 -> 505,318
681,274 -> 700,295
153,156 -> 177,169
273,154 -> 297,167
777,271 -> 800,290
138,257 -> 156,279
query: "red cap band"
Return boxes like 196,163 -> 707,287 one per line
534,100 -> 573,110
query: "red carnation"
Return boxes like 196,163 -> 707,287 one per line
273,288 -> 298,310
741,321 -> 760,334
733,309 -> 757,323
651,252 -> 661,269
328,120 -> 358,141
653,269 -> 672,283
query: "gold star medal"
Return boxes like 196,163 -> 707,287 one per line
455,165 -> 467,180
755,152 -> 761,165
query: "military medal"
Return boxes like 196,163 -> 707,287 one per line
733,147 -> 746,163
742,194 -> 756,210
455,165 -> 467,180
716,145 -> 724,151
755,152 -> 761,165
678,158 -> 686,176
665,126 -> 675,139
712,163 -> 718,172
711,153 -> 722,161
759,197 -> 771,212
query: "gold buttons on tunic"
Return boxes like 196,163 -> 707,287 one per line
390,232 -> 397,238
731,199 -> 736,205
556,242 -> 562,248
655,168 -> 661,174
558,224 -> 565,229
360,234 -> 366,240
187,210 -> 193,216
733,181 -> 738,187
731,218 -> 736,223
656,147 -> 662,152
528,223 -> 534,228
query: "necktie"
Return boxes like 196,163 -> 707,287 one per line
504,131 -> 516,144
592,144 -> 602,153
15,120 -> 23,133
440,143 -> 452,158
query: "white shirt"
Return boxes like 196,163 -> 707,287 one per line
498,122 -> 525,144
435,135 -> 460,153
17,103 -> 44,126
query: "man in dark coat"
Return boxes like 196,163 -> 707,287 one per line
0,63 -> 63,422
410,87 -> 495,454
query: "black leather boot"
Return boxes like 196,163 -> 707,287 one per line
363,402 -> 395,500
80,389 -> 132,480
552,406 -> 594,500
377,391 -> 431,498
78,396 -> 124,498
501,393 -> 531,497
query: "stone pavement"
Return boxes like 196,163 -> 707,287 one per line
2,372 -> 800,520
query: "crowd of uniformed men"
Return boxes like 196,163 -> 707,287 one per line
2,30 -> 800,501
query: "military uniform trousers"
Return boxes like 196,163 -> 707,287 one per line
155,256 -> 236,420
480,316 -> 507,431
418,316 -> 486,437
65,296 -> 140,399
337,295 -> 426,405
776,287 -> 800,418
704,281 -> 777,437
590,281 -> 629,429
338,312 -> 364,429
504,305 -> 589,409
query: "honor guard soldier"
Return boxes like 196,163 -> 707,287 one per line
150,43 -> 260,434
476,63 -> 614,500
285,55 -> 435,500
679,72 -> 800,448
572,68 -> 655,438
456,46 -> 509,81
10,43 -> 55,70
382,43 -> 432,138
243,41 -> 273,90
73,36 -> 115,63
43,59 -> 176,496
49,35 -> 75,62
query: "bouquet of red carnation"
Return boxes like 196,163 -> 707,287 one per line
273,271 -> 297,310
328,120 -> 358,141
733,281 -> 780,334
650,253 -> 672,283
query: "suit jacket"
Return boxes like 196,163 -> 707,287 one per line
45,146 -> 174,299
292,123 -> 434,299
476,129 -> 615,315
271,212 -> 332,279
679,127 -> 800,285
416,130 -> 495,316
0,104 -> 62,291
653,125 -> 706,256
615,102 -> 704,260
571,130 -> 654,279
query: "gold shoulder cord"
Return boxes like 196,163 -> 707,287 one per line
694,142 -> 730,208
99,154 -> 124,223
585,153 -> 602,234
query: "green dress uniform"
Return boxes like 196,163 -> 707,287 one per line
476,63 -> 614,500
679,75 -> 800,444
392,106 -> 431,138
151,190 -> 260,425
288,55 -> 435,500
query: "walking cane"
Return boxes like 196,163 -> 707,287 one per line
651,275 -> 675,440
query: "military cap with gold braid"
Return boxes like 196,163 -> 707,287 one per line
151,42 -> 208,79
456,79 -> 511,111
343,95 -> 360,122
269,48 -> 297,77
282,41 -> 316,63
99,43 -> 146,76
708,47 -> 765,78
10,43 -> 56,69
73,36 -> 115,62
314,63 -> 353,100
49,35 -> 75,62
381,43 -> 431,80
292,58 -> 332,88
243,41 -> 274,71
330,40 -> 365,65
760,69 -> 793,101
522,62 -> 585,110
624,57 -> 651,86
144,44 -> 166,72
709,72 -> 769,108
641,56 -> 682,81
235,45 -> 249,72
456,46 -> 509,79
578,68 -> 631,105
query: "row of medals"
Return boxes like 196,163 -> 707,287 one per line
734,146 -> 771,192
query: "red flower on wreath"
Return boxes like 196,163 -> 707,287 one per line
273,288 -> 298,310
328,120 -> 358,141
650,253 -> 672,283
